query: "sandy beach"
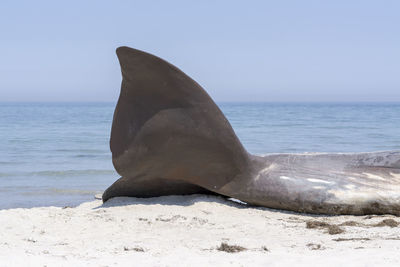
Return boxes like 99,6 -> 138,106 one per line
0,195 -> 399,266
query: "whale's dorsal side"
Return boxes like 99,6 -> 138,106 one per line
103,46 -> 400,216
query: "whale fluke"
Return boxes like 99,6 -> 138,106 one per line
103,46 -> 251,201
103,46 -> 400,215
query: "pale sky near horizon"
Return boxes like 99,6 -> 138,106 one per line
0,0 -> 399,102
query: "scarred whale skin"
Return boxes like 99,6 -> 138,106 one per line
103,46 -> 400,215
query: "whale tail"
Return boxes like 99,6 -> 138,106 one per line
103,47 -> 250,202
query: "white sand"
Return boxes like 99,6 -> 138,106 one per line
0,195 -> 399,267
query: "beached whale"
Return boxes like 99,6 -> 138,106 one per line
103,46 -> 400,215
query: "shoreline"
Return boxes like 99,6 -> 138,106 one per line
0,195 -> 399,266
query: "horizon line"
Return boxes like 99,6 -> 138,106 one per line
1,100 -> 400,104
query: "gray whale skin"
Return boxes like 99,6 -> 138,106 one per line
103,46 -> 400,216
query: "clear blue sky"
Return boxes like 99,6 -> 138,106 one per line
1,0 -> 399,102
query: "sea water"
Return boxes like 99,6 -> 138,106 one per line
0,102 -> 399,209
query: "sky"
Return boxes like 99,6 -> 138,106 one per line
0,0 -> 399,102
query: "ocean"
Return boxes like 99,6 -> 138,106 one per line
1,102 -> 399,209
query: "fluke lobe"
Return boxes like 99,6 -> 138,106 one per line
103,46 -> 400,215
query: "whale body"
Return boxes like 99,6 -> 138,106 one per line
103,46 -> 400,215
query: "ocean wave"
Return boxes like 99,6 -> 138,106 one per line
53,149 -> 107,153
0,169 -> 116,178
33,169 -> 116,177
74,154 -> 105,158
0,161 -> 27,165
49,188 -> 101,195
21,188 -> 101,196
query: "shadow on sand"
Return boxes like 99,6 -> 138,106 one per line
94,193 -> 330,218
